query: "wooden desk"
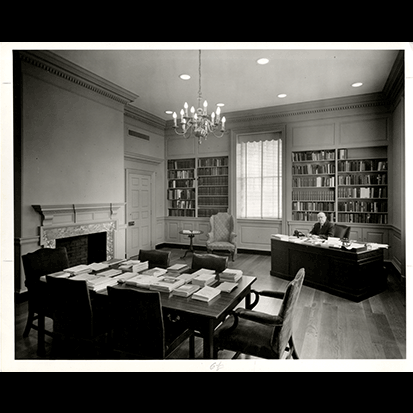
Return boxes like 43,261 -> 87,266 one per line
104,275 -> 256,359
271,238 -> 386,302
37,273 -> 256,359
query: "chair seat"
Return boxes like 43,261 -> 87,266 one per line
206,241 -> 236,251
214,316 -> 278,359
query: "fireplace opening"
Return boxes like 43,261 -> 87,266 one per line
56,232 -> 107,267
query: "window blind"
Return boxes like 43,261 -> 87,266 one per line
236,132 -> 282,219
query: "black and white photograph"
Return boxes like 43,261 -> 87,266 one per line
1,42 -> 412,372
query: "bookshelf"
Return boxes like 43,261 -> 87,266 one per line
337,147 -> 388,224
167,156 -> 229,218
291,150 -> 336,221
197,156 -> 229,217
167,158 -> 196,217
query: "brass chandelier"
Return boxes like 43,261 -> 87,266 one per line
172,50 -> 226,144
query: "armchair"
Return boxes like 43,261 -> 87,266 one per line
213,268 -> 305,359
206,212 -> 237,261
333,224 -> 351,239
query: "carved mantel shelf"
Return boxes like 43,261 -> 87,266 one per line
32,203 -> 124,227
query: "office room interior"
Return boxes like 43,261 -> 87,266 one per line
1,42 -> 412,371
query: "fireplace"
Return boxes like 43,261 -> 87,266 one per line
32,203 -> 124,264
56,232 -> 107,267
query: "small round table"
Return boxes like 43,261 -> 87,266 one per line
180,230 -> 203,259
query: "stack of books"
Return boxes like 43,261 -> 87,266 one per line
95,268 -> 123,278
125,274 -> 163,289
172,284 -> 201,297
119,260 -> 149,273
166,263 -> 190,275
150,276 -> 185,293
140,267 -> 168,277
88,262 -> 110,272
219,269 -> 243,283
86,276 -> 119,292
64,264 -> 92,276
192,286 -> 221,302
40,270 -> 71,282
192,270 -> 217,287
176,273 -> 199,284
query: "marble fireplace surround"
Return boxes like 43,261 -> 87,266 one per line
32,203 -> 124,261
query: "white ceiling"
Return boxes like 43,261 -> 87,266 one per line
51,45 -> 401,121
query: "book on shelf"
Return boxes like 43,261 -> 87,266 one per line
219,268 -> 243,282
192,286 -> 221,302
216,282 -> 238,293
172,284 -> 201,298
150,277 -> 185,293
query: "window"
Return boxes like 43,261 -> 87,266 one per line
236,132 -> 283,219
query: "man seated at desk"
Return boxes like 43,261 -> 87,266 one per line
309,211 -> 334,240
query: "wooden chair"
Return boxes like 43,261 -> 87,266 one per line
107,286 -> 194,359
133,249 -> 171,269
213,268 -> 305,359
206,212 -> 237,261
21,247 -> 69,354
191,253 -> 228,274
46,276 -> 108,358
333,224 -> 351,239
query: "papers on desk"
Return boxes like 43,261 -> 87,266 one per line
88,262 -> 110,272
119,260 -> 149,273
192,286 -> 221,302
271,234 -> 290,241
125,274 -> 163,289
40,271 -> 72,282
172,284 -> 201,297
216,282 -> 238,293
64,264 -> 92,275
191,270 -> 217,287
140,267 -> 168,277
150,277 -> 185,293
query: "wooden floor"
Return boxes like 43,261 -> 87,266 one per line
14,247 -> 406,362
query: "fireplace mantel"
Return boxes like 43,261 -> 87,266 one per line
32,203 -> 124,227
32,203 -> 125,260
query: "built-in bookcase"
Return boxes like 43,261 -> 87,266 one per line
167,156 -> 229,218
291,150 -> 336,221
197,156 -> 229,217
337,147 -> 388,224
167,158 -> 196,217
291,146 -> 388,225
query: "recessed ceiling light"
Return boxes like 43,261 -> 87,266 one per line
179,74 -> 191,80
351,82 -> 363,88
278,93 -> 287,98
165,110 -> 173,115
257,58 -> 269,65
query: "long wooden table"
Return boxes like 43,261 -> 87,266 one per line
271,237 -> 386,302
37,272 -> 256,359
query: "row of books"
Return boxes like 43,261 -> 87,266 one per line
198,157 -> 228,167
197,166 -> 228,176
169,200 -> 195,209
337,213 -> 388,224
292,163 -> 336,175
293,176 -> 335,188
198,176 -> 228,186
168,179 -> 195,189
198,186 -> 228,196
292,189 -> 335,201
168,159 -> 195,170
198,196 -> 228,206
167,188 -> 195,200
337,173 -> 387,185
169,209 -> 196,217
292,211 -> 335,221
338,186 -> 388,199
292,201 -> 335,212
338,160 -> 387,172
168,170 -> 195,179
338,200 -> 388,213
292,150 -> 336,162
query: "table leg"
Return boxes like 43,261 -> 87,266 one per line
37,314 -> 46,357
181,235 -> 195,259
203,320 -> 215,359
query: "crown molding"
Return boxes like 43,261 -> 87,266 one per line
19,50 -> 139,106
124,104 -> 167,130
383,50 -> 404,104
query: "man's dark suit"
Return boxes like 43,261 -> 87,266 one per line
310,220 -> 334,239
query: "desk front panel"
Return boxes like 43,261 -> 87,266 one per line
271,239 -> 386,302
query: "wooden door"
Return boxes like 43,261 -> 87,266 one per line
126,171 -> 152,258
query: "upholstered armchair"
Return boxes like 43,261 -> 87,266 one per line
206,212 -> 237,261
213,268 -> 305,359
